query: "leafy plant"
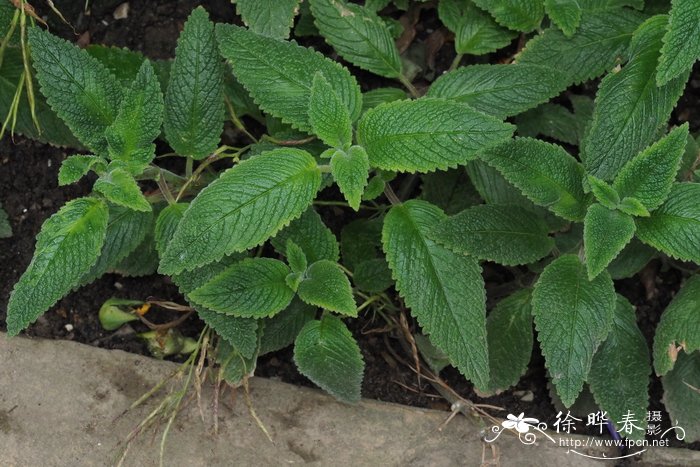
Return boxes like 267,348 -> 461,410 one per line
3,0 -> 700,442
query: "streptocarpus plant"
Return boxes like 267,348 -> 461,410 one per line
3,0 -> 700,442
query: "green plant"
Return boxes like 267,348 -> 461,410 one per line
3,0 -> 700,442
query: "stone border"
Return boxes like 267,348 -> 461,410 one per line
1,334 -> 697,466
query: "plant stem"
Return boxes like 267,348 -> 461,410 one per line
185,156 -> 193,179
384,183 -> 402,205
398,74 -> 420,99
157,171 -> 176,205
448,53 -> 464,72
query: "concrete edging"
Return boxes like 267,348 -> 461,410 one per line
1,334 -> 697,466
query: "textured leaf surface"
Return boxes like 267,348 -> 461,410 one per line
189,258 -> 294,318
260,298 -> 316,355
0,47 -> 79,147
584,204 -> 635,279
357,98 -> 514,173
160,149 -> 321,274
472,0 -> 544,32
420,169 -> 480,215
297,260 -> 356,316
583,16 -> 688,180
427,64 -> 567,119
93,168 -> 150,212
235,0 -> 299,39
438,0 -> 517,55
331,146 -> 370,210
487,290 -> 533,393
80,205 -> 152,285
636,183 -> 700,263
430,204 -> 554,266
309,0 -> 402,78
154,203 -> 188,257
517,10 -> 644,85
171,254 -> 258,357
6,198 -> 108,335
479,138 -> 590,221
613,124 -> 689,212
352,258 -> 393,293
588,175 -> 620,210
217,24 -> 362,131
589,295 -> 650,441
58,155 -> 106,186
105,60 -> 163,170
285,240 -> 308,275
163,7 -> 224,159
341,218 -> 383,270
657,0 -> 700,85
271,208 -> 339,264
532,254 -> 616,406
382,200 -> 489,390
294,315 -> 364,402
28,28 -> 122,153
662,352 -> 700,442
545,0 -> 582,36
607,239 -> 656,280
653,275 -> 700,376
308,72 -> 352,148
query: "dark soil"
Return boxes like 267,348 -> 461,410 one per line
1,0 -> 698,455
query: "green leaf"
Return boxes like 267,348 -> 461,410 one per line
532,254 -> 616,406
607,238 -> 656,280
587,175 -> 620,210
163,7 -> 224,159
653,275 -> 700,376
472,0 -> 544,32
297,260 -> 356,316
427,64 -> 567,119
636,183 -> 700,263
357,98 -> 514,173
285,239 -> 308,274
662,351 -> 700,443
430,204 -> 554,266
235,0 -> 300,39
618,197 -> 650,217
93,167 -> 150,212
105,59 -> 163,172
420,168 -> 481,215
486,289 -> 533,393
478,137 -> 590,221
656,0 -> 700,85
260,298 -> 317,355
361,87 -> 407,114
6,198 -> 109,335
352,258 -> 393,293
308,72 -> 352,148
341,218 -> 383,270
154,203 -> 188,257
0,47 -> 80,147
57,155 -> 106,186
294,315 -> 364,402
382,200 -> 489,390
309,0 -> 402,78
438,0 -> 517,55
589,295 -> 650,441
160,148 -> 321,274
613,124 -> 689,212
583,15 -> 689,181
330,146 -> 370,211
28,27 -> 122,153
515,103 -> 581,146
0,203 -> 11,238
516,10 -> 644,85
545,0 -> 582,36
271,207 -> 340,264
80,204 -> 153,286
584,204 -> 635,279
188,258 -> 295,318
216,24 -> 362,131
114,229 -> 159,277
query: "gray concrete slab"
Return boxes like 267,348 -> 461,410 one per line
0,334 -> 697,466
